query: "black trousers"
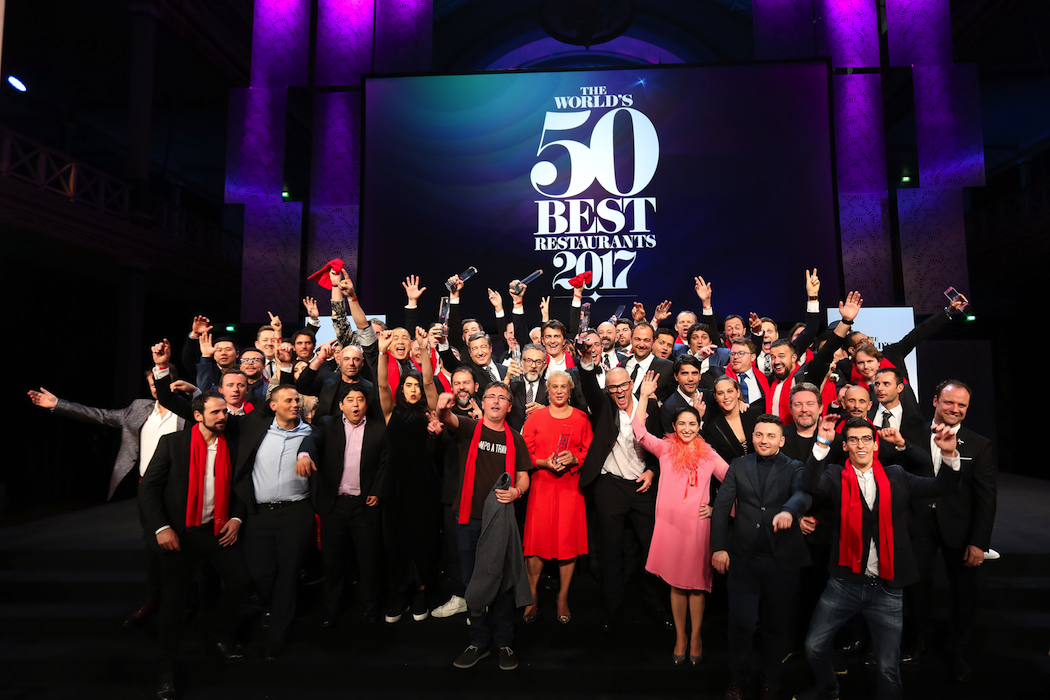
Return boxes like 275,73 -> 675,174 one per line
909,512 -> 978,655
442,502 -> 465,598
157,525 -> 251,668
727,552 -> 799,689
320,494 -> 381,614
243,500 -> 314,645
593,473 -> 664,617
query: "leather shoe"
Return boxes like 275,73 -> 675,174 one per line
362,604 -> 379,624
900,645 -> 925,665
646,605 -> 674,631
214,640 -> 244,664
156,671 -> 176,700
950,655 -> 972,682
862,646 -> 876,668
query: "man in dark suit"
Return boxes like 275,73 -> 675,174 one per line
794,416 -> 962,700
672,321 -> 730,372
138,390 -> 251,699
296,386 -> 389,626
867,367 -> 924,437
441,331 -> 508,391
701,338 -> 765,408
506,344 -> 549,431
903,380 -> 996,681
712,415 -> 811,700
621,322 -> 674,402
296,343 -> 377,418
577,333 -> 669,630
659,355 -> 705,434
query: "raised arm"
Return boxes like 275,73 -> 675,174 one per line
376,330 -> 395,423
416,327 -> 439,413
631,371 -> 666,456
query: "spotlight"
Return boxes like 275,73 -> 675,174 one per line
225,325 -> 236,332
282,189 -> 290,199
900,176 -> 911,183
7,76 -> 27,92
965,315 -> 976,322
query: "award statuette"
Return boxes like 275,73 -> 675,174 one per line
445,266 -> 478,291
510,269 -> 543,295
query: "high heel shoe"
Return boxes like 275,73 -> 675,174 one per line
522,605 -> 537,624
689,652 -> 703,666
673,652 -> 687,666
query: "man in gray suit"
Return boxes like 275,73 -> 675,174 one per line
712,414 -> 812,700
28,369 -> 186,625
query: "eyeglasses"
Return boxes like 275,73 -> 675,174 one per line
846,435 -> 875,445
239,358 -> 263,364
482,394 -> 511,403
522,358 -> 546,366
728,350 -> 751,358
606,380 -> 633,393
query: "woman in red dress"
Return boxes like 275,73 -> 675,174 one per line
521,370 -> 592,624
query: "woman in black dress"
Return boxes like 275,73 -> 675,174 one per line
378,327 -> 440,623
701,376 -> 765,464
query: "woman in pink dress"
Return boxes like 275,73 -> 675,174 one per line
521,370 -> 592,625
633,371 -> 729,665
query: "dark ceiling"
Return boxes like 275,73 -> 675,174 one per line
0,0 -> 1048,222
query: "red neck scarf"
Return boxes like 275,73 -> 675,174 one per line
797,348 -> 814,368
850,357 -> 905,390
547,351 -> 575,370
839,456 -> 894,581
187,427 -> 231,536
458,420 -> 516,524
766,365 -> 800,424
387,348 -> 440,393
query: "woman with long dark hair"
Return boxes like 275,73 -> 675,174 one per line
377,327 -> 440,623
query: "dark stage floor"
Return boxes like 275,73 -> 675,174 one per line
1,473 -> 1048,700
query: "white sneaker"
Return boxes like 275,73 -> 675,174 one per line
984,548 -> 1000,560
432,595 -> 468,618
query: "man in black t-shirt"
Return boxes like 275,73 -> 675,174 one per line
434,382 -> 531,671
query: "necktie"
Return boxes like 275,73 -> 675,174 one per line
629,363 -> 640,382
602,354 -> 611,371
488,367 -> 499,385
267,360 -> 275,379
739,372 -> 750,404
881,410 -> 892,429
763,354 -> 772,374
526,382 -> 535,404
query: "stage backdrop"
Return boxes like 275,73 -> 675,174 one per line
362,62 -> 841,327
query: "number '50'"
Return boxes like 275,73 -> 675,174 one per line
530,108 -> 660,199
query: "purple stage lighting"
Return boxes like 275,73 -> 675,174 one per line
819,0 -> 880,68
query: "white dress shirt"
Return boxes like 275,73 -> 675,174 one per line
875,402 -> 903,430
139,402 -> 178,477
623,354 -> 655,394
602,400 -> 647,480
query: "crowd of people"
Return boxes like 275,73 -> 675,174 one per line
27,265 -> 996,700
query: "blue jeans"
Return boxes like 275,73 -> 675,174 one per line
804,576 -> 904,700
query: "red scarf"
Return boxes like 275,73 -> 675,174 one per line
839,456 -> 894,581
387,348 -> 441,393
186,427 -> 231,536
850,357 -> 906,391
458,420 -> 516,524
797,348 -> 814,368
820,381 -> 838,417
547,351 -> 575,370
766,365 -> 799,424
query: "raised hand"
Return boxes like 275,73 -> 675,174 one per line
539,296 -> 550,322
302,296 -> 319,320
337,272 -> 357,300
949,292 -> 969,313
878,427 -> 905,447
694,275 -> 712,306
932,422 -> 958,457
838,291 -> 863,322
152,338 -> 172,366
486,287 -> 503,311
697,344 -> 717,359
315,341 -> 334,362
328,268 -> 343,289
447,274 -> 464,299
425,411 -> 444,436
508,280 -> 526,306
28,387 -> 58,409
638,370 -> 658,398
377,329 -> 394,354
403,275 -> 426,304
631,301 -> 646,322
506,359 -> 522,380
415,326 -> 430,349
748,312 -> 762,334
190,315 -> 212,338
267,312 -> 282,336
277,341 -> 294,364
169,380 -> 198,394
653,300 -> 672,323
436,392 -> 456,413
818,414 -> 837,444
198,332 -> 214,358
805,268 -> 820,297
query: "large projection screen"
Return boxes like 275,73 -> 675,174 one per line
362,61 -> 840,327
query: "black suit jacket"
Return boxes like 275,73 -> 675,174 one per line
138,427 -> 248,552
578,364 -> 663,488
508,376 -> 549,432
659,390 -> 705,435
802,449 -> 961,587
622,355 -> 675,402
700,399 -> 765,464
299,414 -> 390,518
905,423 -> 997,551
834,309 -> 953,384
711,452 -> 812,569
